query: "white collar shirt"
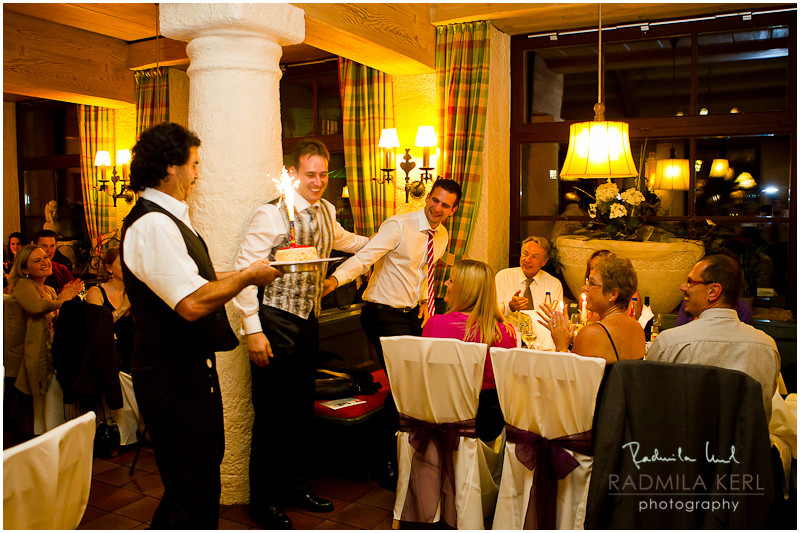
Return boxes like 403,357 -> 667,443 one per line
232,189 -> 368,334
330,209 -> 448,309
121,187 -> 209,310
494,266 -> 564,316
647,307 -> 781,420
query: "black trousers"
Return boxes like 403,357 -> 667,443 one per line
133,356 -> 224,530
250,306 -> 318,505
360,302 -> 423,368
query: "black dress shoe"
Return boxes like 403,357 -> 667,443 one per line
374,460 -> 398,492
285,490 -> 334,513
249,504 -> 292,529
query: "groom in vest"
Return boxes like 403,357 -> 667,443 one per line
233,139 -> 368,529
121,123 -> 282,529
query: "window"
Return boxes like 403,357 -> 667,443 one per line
511,9 -> 796,311
16,101 -> 85,241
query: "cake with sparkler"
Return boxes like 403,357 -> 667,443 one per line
273,166 -> 319,263
276,245 -> 318,262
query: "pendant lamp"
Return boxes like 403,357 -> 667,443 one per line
560,4 -> 638,180
653,38 -> 690,191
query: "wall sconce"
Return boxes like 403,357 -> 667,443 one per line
375,126 -> 438,202
94,149 -> 134,206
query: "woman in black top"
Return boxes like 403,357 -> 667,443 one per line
86,247 -> 134,372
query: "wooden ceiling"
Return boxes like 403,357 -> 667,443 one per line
4,3 -> 794,50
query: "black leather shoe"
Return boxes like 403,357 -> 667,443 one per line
374,460 -> 398,492
249,504 -> 292,529
285,491 -> 334,513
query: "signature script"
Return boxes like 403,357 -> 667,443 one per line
623,441 -> 739,470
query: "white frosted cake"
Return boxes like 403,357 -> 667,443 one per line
275,245 -> 318,262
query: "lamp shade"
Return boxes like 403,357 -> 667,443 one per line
415,126 -> 437,147
116,149 -> 131,165
560,120 -> 638,180
653,159 -> 690,191
94,150 -> 111,167
735,172 -> 756,189
709,158 -> 729,178
378,128 -> 399,148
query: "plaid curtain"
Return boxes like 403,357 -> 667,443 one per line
435,22 -> 491,295
338,57 -> 396,236
135,67 -> 169,135
78,105 -> 115,248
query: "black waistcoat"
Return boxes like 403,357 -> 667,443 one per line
120,198 -> 238,366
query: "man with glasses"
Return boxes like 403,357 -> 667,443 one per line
647,254 -> 780,420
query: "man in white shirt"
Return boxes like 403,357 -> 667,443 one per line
233,140 -> 367,529
121,123 -> 282,529
322,178 -> 462,364
495,236 -> 563,315
647,254 -> 781,421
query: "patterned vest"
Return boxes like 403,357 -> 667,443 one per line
261,199 -> 334,319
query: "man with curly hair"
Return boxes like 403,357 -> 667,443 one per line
121,123 -> 282,529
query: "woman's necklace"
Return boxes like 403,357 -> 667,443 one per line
599,308 -> 624,321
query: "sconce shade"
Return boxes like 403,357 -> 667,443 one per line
116,149 -> 131,166
94,150 -> 112,167
379,128 -> 400,148
560,120 -> 638,180
709,158 -> 729,178
415,126 -> 437,147
653,159 -> 690,190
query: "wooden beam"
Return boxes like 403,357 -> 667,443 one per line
432,3 -> 795,36
127,38 -> 189,70
3,3 -> 157,42
4,11 -> 134,107
291,3 -> 435,75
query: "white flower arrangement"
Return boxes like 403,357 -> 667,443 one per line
576,178 -> 660,239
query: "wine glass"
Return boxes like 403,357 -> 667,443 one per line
569,312 -> 583,332
519,321 -> 537,349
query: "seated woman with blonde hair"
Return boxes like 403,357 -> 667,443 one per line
422,259 -> 516,441
7,244 -> 83,434
540,253 -> 645,364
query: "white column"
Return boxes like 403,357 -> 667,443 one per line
160,3 -> 304,504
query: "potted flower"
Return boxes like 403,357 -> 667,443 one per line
581,180 -> 661,241
557,180 -> 705,313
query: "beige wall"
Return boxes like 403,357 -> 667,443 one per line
4,103 -> 20,242
169,68 -> 190,129
465,25 -> 510,274
392,72 -> 438,215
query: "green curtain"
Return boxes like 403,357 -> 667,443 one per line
435,21 -> 491,295
135,67 -> 170,135
338,57 -> 396,236
77,105 -> 115,248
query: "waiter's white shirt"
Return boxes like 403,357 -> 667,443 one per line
233,190 -> 367,335
494,266 -> 564,315
330,209 -> 447,309
122,187 -> 209,310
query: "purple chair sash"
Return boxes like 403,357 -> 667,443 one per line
397,413 -> 478,527
505,424 -> 593,530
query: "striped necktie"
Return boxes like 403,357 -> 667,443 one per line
426,229 -> 435,317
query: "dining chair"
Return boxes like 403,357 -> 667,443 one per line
584,360 -> 774,529
381,335 -> 498,529
490,347 -> 606,530
3,411 -> 96,529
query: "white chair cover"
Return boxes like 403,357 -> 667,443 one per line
3,411 -> 96,529
490,348 -> 605,530
381,335 -> 497,529
115,371 -> 141,446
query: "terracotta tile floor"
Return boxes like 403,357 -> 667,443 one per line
77,445 -> 396,530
